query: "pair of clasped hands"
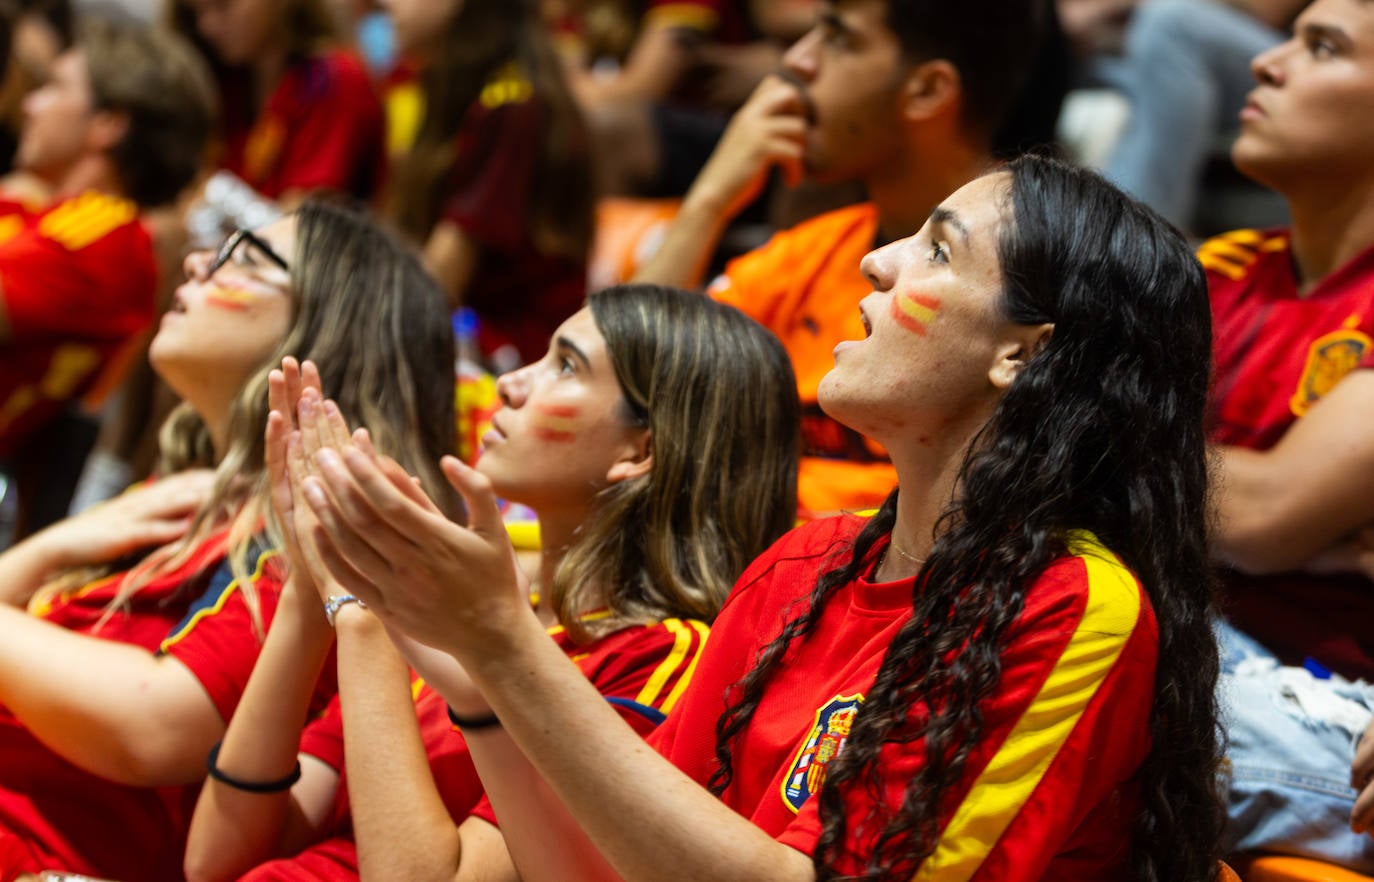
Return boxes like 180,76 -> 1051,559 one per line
264,356 -> 525,716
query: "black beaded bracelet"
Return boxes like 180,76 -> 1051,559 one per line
206,741 -> 302,793
447,704 -> 501,730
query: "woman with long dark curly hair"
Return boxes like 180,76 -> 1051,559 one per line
293,154 -> 1224,882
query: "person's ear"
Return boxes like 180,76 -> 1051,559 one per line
88,108 -> 129,154
988,323 -> 1054,390
606,429 -> 653,484
901,58 -> 961,125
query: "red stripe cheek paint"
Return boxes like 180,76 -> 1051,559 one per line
889,291 -> 941,336
531,403 -> 580,442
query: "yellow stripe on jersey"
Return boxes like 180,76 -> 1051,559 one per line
912,532 -> 1142,882
38,192 -> 137,252
1199,238 -> 1257,265
0,214 -> 23,247
1197,229 -> 1287,281
659,619 -> 709,714
634,617 -> 696,708
386,81 -> 426,158
1218,229 -> 1265,247
644,3 -> 720,33
478,63 -> 534,110
159,550 -> 278,652
546,608 -> 615,639
632,615 -> 708,708
28,571 -> 123,618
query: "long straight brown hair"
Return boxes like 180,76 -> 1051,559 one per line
549,285 -> 801,641
385,0 -> 594,261
34,200 -> 458,631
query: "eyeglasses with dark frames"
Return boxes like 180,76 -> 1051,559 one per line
207,228 -> 291,279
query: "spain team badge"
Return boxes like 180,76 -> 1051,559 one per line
781,694 -> 864,814
1290,317 -> 1373,417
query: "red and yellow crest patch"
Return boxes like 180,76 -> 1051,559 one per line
781,693 -> 863,814
1290,316 -> 1372,417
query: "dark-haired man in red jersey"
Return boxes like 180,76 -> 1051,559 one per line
0,19 -> 214,466
1200,0 -> 1374,870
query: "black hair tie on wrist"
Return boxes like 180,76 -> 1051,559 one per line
206,741 -> 302,793
447,705 -> 501,730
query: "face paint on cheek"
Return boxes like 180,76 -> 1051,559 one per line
531,404 -> 580,443
205,286 -> 261,312
889,291 -> 941,336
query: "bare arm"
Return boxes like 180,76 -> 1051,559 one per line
633,75 -> 806,290
0,604 -> 225,785
332,605 -> 471,882
181,578 -> 340,882
186,361 -> 346,882
424,221 -> 481,312
571,24 -> 699,108
300,450 -> 816,882
382,628 -> 614,882
1211,370 -> 1374,574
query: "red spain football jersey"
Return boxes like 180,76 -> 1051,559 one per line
650,515 -> 1158,879
244,616 -> 707,880
0,531 -> 334,882
1200,228 -> 1374,678
708,204 -> 898,518
220,49 -> 385,201
0,192 -> 156,460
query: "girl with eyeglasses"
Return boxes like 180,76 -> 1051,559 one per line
0,199 -> 455,882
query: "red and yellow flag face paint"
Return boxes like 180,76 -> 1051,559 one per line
531,404 -> 580,442
889,291 -> 941,336
205,286 -> 261,313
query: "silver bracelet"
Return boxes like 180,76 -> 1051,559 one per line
323,594 -> 366,627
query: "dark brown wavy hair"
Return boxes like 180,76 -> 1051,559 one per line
386,0 -> 594,262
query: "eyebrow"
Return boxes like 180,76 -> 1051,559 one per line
930,206 -> 971,246
556,336 -> 592,372
1298,21 -> 1352,48
818,8 -> 851,35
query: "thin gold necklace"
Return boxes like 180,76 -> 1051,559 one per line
887,539 -> 926,568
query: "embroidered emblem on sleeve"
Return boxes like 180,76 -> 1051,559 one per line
1290,316 -> 1372,417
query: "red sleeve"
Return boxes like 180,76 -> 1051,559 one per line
776,543 -> 1158,878
0,198 -> 154,341
297,694 -> 346,772
157,549 -> 287,724
470,618 -> 711,828
271,52 -> 385,197
440,92 -> 544,254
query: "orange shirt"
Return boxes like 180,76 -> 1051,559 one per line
708,203 -> 896,517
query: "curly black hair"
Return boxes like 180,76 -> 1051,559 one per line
709,155 -> 1224,882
